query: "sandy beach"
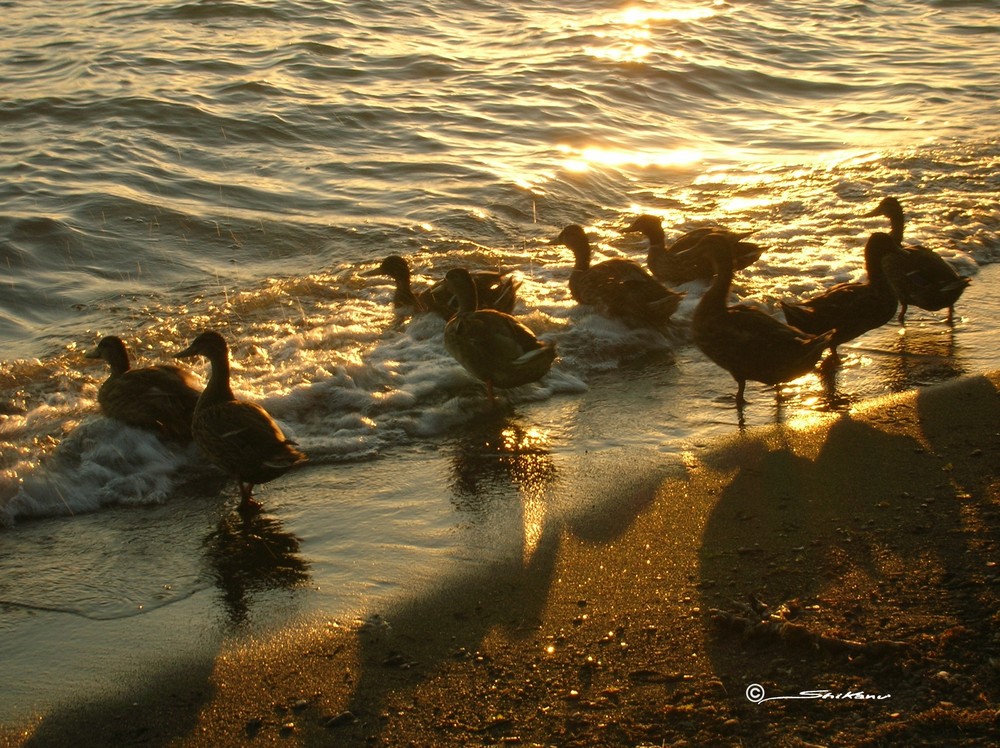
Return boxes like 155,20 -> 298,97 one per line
5,370 -> 997,747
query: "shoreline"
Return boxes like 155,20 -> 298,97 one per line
7,371 -> 999,747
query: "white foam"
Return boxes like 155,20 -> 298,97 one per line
3,419 -> 202,526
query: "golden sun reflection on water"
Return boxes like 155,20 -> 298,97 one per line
558,144 -> 703,173
619,5 -> 719,25
585,3 -> 720,63
585,40 -> 655,64
500,425 -> 553,566
717,195 -> 775,214
782,395 -> 838,435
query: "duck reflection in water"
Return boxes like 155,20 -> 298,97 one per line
885,324 -> 964,392
448,411 -> 557,565
203,511 -> 310,626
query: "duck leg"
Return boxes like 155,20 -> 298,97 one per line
238,481 -> 263,513
735,378 -> 747,408
897,302 -> 909,324
820,347 -> 841,372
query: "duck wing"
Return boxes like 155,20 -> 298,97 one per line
100,365 -> 201,441
574,259 -> 682,327
781,283 -> 896,344
698,306 -> 832,385
444,311 -> 555,389
730,239 -> 766,271
480,273 -> 521,314
473,310 -> 544,355
575,258 -> 647,292
661,229 -> 764,281
422,270 -> 519,318
194,400 -> 305,483
781,281 -> 863,333
883,246 -> 970,310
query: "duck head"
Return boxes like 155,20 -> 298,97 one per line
443,267 -> 479,314
363,255 -> 411,283
622,214 -> 665,241
862,196 -> 902,221
174,330 -> 229,362
552,224 -> 590,254
85,335 -> 131,374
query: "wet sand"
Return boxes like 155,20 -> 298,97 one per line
5,371 -> 1000,747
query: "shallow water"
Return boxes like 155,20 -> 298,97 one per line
1,0 -> 999,728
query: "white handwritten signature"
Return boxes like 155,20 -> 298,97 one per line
746,683 -> 891,703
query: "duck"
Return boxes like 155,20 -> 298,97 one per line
364,254 -> 519,319
780,232 -> 906,356
443,267 -> 556,403
863,196 -> 970,323
684,233 -> 834,406
622,214 -> 764,285
552,224 -> 683,329
85,335 -> 201,442
174,331 -> 306,512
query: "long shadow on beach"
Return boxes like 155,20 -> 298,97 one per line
697,373 -> 1000,745
18,659 -> 216,748
17,506 -> 311,748
332,408 -> 662,744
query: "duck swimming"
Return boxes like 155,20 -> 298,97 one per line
552,224 -> 683,329
443,267 -> 556,403
685,234 -> 833,406
863,196 -> 970,323
174,331 -> 306,512
364,254 -> 519,318
623,214 -> 764,285
780,232 -> 906,357
85,335 -> 200,443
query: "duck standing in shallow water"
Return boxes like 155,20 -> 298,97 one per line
552,224 -> 683,329
175,331 -> 306,512
443,267 -> 556,403
623,214 -> 763,285
364,254 -> 519,318
685,234 -> 834,406
780,232 -> 907,357
85,335 -> 201,442
863,196 -> 971,324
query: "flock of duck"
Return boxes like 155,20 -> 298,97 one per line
84,196 -> 970,511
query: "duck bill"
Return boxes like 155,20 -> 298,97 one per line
83,346 -> 101,359
360,266 -> 385,277
173,343 -> 199,359
861,206 -> 882,218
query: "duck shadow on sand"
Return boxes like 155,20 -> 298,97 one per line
16,505 -> 311,748
698,373 -> 1000,744
10,398 -> 667,748
327,408 -> 665,743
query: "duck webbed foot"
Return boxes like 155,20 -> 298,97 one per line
819,350 -> 842,373
238,482 -> 263,514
